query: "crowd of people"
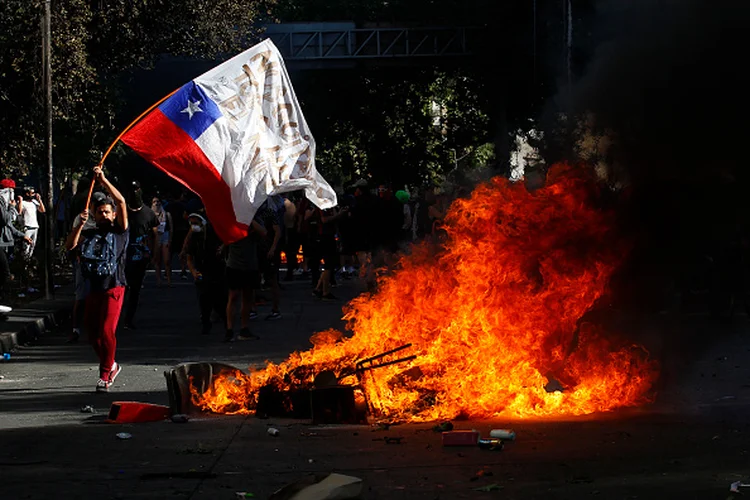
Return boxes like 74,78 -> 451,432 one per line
0,179 -> 47,313
46,168 -> 453,392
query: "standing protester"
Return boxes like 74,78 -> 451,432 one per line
67,191 -> 105,343
166,190 -> 189,280
0,179 -> 33,314
282,194 -> 299,281
309,205 -> 348,300
257,195 -> 283,320
184,213 -> 227,335
151,196 -> 173,287
122,181 -> 158,330
224,220 -> 266,342
17,186 -> 45,262
65,167 -> 128,392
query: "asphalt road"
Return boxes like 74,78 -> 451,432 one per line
1,269 -> 750,499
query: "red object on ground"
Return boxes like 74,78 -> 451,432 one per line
106,401 -> 171,423
442,430 -> 480,446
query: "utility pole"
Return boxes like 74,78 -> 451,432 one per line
43,0 -> 54,300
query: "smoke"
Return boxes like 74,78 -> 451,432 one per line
560,0 -> 750,186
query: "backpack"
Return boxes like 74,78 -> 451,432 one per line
79,232 -> 118,280
127,234 -> 151,262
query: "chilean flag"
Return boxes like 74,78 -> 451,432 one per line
122,40 -> 337,244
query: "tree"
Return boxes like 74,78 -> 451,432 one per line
0,0 -> 272,180
302,66 -> 492,190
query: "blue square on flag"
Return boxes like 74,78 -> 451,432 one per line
159,82 -> 222,140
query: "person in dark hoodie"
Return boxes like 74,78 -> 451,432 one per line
122,180 -> 158,329
184,212 -> 227,335
0,178 -> 32,315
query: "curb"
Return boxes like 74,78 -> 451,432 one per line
0,284 -> 74,355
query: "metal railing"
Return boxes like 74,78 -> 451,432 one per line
263,27 -> 474,60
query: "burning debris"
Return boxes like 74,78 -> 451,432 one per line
190,164 -> 659,421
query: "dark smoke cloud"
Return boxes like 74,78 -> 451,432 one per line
563,0 -> 750,186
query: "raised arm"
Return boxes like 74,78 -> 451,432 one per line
94,167 -> 127,231
66,211 -> 89,250
35,193 -> 46,213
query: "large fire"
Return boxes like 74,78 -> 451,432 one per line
192,165 -> 659,420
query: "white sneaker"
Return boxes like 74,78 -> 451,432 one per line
0,305 -> 12,314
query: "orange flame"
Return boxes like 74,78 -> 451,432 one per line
279,247 -> 304,265
192,165 -> 659,420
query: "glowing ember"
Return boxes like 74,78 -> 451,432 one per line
192,164 -> 659,420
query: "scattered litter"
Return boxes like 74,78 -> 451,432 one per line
235,493 -> 255,499
153,368 -> 158,371
107,401 -> 170,423
0,375 -> 5,380
442,430 -> 479,446
171,414 -> 189,423
17,293 -> 25,298
489,429 -> 516,440
308,459 -> 314,463
268,427 -> 280,437
478,438 -> 504,451
470,469 -> 494,481
730,481 -> 750,493
269,473 -> 362,500
473,483 -> 503,492
116,432 -> 132,440
1,353 -> 10,361
80,405 -> 95,413
432,422 -> 453,432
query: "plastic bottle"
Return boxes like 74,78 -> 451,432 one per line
489,429 -> 516,440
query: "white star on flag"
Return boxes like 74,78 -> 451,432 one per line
181,100 -> 203,120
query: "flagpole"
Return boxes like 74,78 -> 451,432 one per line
86,88 -> 179,208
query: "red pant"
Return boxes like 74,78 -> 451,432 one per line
84,286 -> 125,379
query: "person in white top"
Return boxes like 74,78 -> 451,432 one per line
16,186 -> 46,261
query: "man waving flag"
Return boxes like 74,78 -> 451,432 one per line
122,39 -> 337,244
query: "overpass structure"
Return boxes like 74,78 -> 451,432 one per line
262,23 -> 477,61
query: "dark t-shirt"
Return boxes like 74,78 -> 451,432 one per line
186,223 -> 224,276
256,199 -> 284,252
320,208 -> 338,237
127,205 -> 159,261
166,201 -> 187,232
226,235 -> 259,271
80,223 -> 129,291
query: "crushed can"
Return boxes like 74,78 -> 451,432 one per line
477,438 -> 504,451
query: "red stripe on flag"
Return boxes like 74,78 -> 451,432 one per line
122,109 -> 248,244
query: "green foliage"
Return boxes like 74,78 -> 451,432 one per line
308,67 -> 491,191
0,0 -> 271,179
